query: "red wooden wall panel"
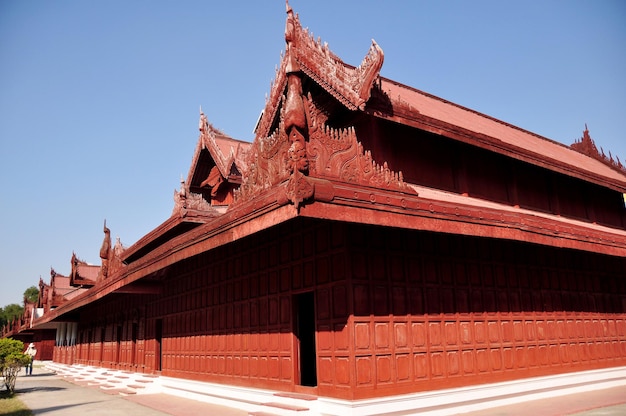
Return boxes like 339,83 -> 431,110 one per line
55,219 -> 626,400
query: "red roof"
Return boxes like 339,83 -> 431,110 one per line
379,79 -> 626,192
77,263 -> 99,281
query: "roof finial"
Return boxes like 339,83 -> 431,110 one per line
199,107 -> 208,134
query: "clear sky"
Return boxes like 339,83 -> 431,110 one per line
0,1 -> 624,308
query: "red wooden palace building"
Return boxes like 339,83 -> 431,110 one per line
10,4 -> 626,415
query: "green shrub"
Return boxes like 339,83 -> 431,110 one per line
0,339 -> 30,393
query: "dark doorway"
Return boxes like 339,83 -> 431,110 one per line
294,292 -> 317,387
100,327 -> 105,362
87,330 -> 92,362
116,325 -> 122,363
131,322 -> 138,365
155,319 -> 163,371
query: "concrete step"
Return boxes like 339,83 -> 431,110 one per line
261,401 -> 309,412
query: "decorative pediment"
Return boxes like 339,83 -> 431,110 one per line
69,252 -> 98,287
285,4 -> 384,111
176,111 -> 252,217
256,3 -> 384,140
304,94 -> 408,190
233,4 -> 411,209
198,111 -> 236,180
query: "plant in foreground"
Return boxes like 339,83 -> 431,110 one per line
0,339 -> 30,393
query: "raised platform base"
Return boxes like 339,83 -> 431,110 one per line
46,363 -> 626,416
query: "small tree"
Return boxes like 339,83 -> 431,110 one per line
0,304 -> 24,328
0,338 -> 29,393
23,286 -> 39,304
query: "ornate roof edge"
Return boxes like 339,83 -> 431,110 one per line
172,111 -> 252,219
233,3 -> 411,211
255,3 -> 384,139
571,125 -> 625,175
285,4 -> 384,111
95,221 -> 126,282
196,110 -> 231,179
69,252 -> 97,287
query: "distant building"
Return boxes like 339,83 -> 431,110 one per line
9,5 -> 626,415
2,263 -> 95,360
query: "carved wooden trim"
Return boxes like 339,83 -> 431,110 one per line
304,94 -> 410,192
256,4 -> 383,139
233,4 -> 409,208
234,111 -> 291,204
285,4 -> 383,111
97,221 -> 111,281
198,111 -> 231,177
172,177 -> 221,218
571,125 -> 625,174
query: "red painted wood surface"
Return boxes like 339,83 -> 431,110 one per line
54,219 -> 626,399
356,119 -> 626,230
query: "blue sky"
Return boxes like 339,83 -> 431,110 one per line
0,1 -> 624,308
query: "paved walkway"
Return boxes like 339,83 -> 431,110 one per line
15,363 -> 246,416
460,385 -> 626,416
13,362 -> 626,415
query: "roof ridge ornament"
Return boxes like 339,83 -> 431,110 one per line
257,2 -> 385,140
198,109 -> 230,177
97,220 -> 111,281
284,2 -> 384,111
571,125 -> 625,174
233,3 -> 407,209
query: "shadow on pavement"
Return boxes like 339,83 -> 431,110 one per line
26,401 -> 106,415
15,386 -> 66,394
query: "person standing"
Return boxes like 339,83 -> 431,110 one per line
24,343 -> 37,375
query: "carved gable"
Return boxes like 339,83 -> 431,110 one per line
69,253 -> 98,287
233,4 -> 412,209
174,112 -> 252,217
